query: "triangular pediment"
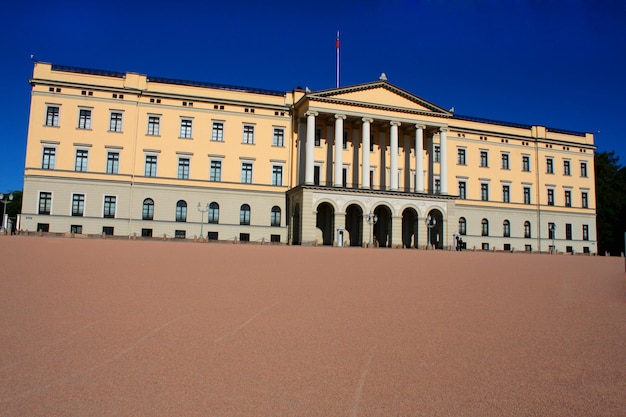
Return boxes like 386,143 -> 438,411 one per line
306,81 -> 452,117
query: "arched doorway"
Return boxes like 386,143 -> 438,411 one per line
316,202 -> 335,246
402,207 -> 418,248
292,204 -> 301,245
426,208 -> 444,249
373,205 -> 392,248
345,204 -> 363,247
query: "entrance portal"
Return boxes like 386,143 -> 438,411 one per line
373,205 -> 392,248
316,202 -> 335,246
345,204 -> 363,247
426,208 -> 444,249
402,208 -> 418,248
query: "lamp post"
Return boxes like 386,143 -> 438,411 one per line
366,211 -> 378,247
425,214 -> 436,249
0,193 -> 14,232
549,223 -> 556,253
197,202 -> 209,238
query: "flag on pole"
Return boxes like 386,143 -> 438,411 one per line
336,30 -> 340,88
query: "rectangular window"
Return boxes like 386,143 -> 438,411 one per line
38,192 -> 52,215
315,128 -> 321,147
147,115 -> 160,136
106,152 -> 119,174
241,162 -> 253,183
210,160 -> 222,182
458,181 -> 466,199
564,160 -> 571,176
547,189 -> 555,206
239,233 -> 250,242
501,153 -> 509,169
78,109 -> 91,129
109,112 -> 123,132
435,179 -> 441,194
481,183 -> 489,201
142,228 -> 153,237
523,187 -> 531,204
74,149 -> 88,172
522,155 -> 530,172
342,167 -> 348,187
564,190 -> 572,207
565,223 -> 572,240
208,231 -> 218,240
546,158 -> 554,174
502,185 -> 510,203
180,118 -> 192,139
178,158 -> 190,179
145,155 -> 157,177
480,150 -> 488,167
272,165 -> 283,186
242,125 -> 255,144
313,165 -> 321,186
343,131 -> 348,150
582,225 -> 589,241
212,122 -> 224,141
270,234 -> 281,243
71,194 -> 85,217
103,196 -> 116,218
548,223 -> 556,240
175,230 -> 186,239
37,223 -> 50,232
273,128 -> 284,147
581,191 -> 588,208
45,106 -> 59,127
42,147 -> 56,169
457,148 -> 466,165
434,145 -> 441,163
102,226 -> 114,236
71,225 -> 83,234
580,161 -> 588,177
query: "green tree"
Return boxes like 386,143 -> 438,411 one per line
594,152 -> 626,255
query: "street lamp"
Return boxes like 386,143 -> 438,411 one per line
549,223 -> 556,253
425,214 -> 436,249
197,202 -> 209,238
0,193 -> 14,232
366,211 -> 378,247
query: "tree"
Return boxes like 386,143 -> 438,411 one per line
594,152 -> 626,256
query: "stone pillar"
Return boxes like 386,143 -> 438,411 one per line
361,118 -> 372,189
334,114 -> 346,187
305,111 -> 317,185
391,215 -> 403,248
379,132 -> 386,190
440,127 -> 448,194
334,211 -> 346,246
390,121 -> 401,191
415,124 -> 425,193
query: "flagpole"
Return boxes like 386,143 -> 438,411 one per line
336,30 -> 340,88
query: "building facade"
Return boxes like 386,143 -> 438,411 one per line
22,63 -> 597,253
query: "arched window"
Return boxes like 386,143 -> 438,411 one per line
208,202 -> 219,224
524,221 -> 531,238
271,206 -> 281,227
481,218 -> 489,236
458,217 -> 467,235
176,200 -> 187,222
503,220 -> 510,237
142,198 -> 154,220
240,204 -> 250,225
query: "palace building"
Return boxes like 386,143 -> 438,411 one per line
21,62 -> 597,253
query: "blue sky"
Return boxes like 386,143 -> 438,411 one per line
1,0 -> 625,192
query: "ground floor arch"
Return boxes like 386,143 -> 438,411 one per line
316,202 -> 335,245
402,207 -> 418,248
373,204 -> 392,248
426,208 -> 444,249
345,204 -> 363,247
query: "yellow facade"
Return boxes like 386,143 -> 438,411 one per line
22,63 -> 597,253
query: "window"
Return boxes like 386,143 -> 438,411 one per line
479,150 -> 488,167
37,223 -> 50,232
242,125 -> 255,144
240,233 -> 250,242
481,183 -> 489,201
271,234 -> 281,243
581,192 -> 588,208
208,231 -> 218,240
71,194 -> 85,217
457,148 -> 466,165
45,106 -> 59,127
145,155 -> 157,177
271,206 -> 281,227
210,160 -> 222,182
563,160 -> 571,176
522,155 -> 530,172
273,128 -> 284,147
240,204 -> 250,225
78,109 -> 91,129
502,185 -> 510,203
38,192 -> 52,215
548,223 -> 556,240
343,131 -> 348,149
481,218 -> 489,236
434,179 -> 441,194
546,158 -> 554,174
142,198 -> 154,220
272,165 -> 283,186
369,134 -> 375,152
109,112 -> 123,132
458,217 -> 467,235
102,226 -> 114,236
42,147 -> 56,169
580,161 -> 588,177
313,166 -> 321,185
180,118 -> 192,139
564,190 -> 572,207
503,220 -> 510,237
524,221 -> 531,238
523,187 -> 531,204
175,230 -> 186,239
458,181 -> 466,199
176,200 -> 187,222
212,122 -> 224,141
71,225 -> 82,234
147,115 -> 160,136
75,149 -> 88,172
315,128 -> 321,147
434,145 -> 441,163
208,202 -> 219,224
582,224 -> 589,241
547,189 -> 555,206
178,157 -> 190,180
241,162 -> 253,184
565,223 -> 572,240
501,153 -> 509,169
106,152 -> 119,174
103,196 -> 116,218
141,228 -> 153,237
342,167 -> 348,187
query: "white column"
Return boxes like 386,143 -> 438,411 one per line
390,121 -> 400,191
334,114 -> 346,187
305,111 -> 318,185
361,118 -> 373,189
415,124 -> 425,193
440,127 -> 448,194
